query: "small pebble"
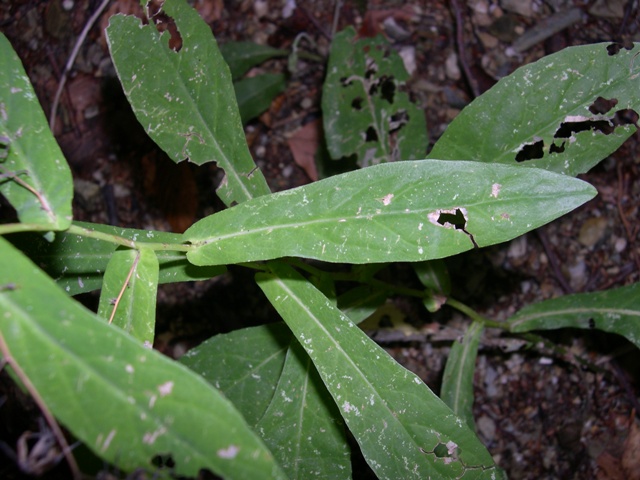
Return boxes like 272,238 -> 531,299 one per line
445,52 -> 461,81
477,415 -> 496,442
578,217 -> 607,248
614,236 -> 627,253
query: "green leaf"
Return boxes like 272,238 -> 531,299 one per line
181,323 -> 291,425
9,222 -> 225,295
413,260 -> 451,312
220,41 -> 288,80
105,1 -> 270,206
181,324 -> 352,479
0,33 -> 73,230
235,73 -> 287,125
185,160 -> 596,266
97,248 -> 159,346
0,237 -> 285,479
429,42 -> 640,176
322,27 -> 427,166
440,321 -> 484,430
337,285 -> 387,324
508,283 -> 640,348
255,342 -> 351,478
257,262 -> 501,479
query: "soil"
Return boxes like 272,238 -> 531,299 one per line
1,1 -> 640,479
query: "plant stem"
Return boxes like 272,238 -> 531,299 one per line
0,223 -> 53,235
0,223 -> 193,251
445,297 -> 506,330
65,224 -> 193,252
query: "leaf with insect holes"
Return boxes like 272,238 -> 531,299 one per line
508,282 -> 640,348
106,0 -> 270,206
181,323 -> 351,479
185,160 -> 596,266
0,34 -> 73,230
322,26 -> 427,166
441,321 -> 484,431
97,248 -> 159,346
8,222 -> 225,295
429,42 -> 640,176
0,237 -> 286,479
256,262 -> 504,479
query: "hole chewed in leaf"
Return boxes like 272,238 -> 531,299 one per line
613,108 -> 639,128
515,104 -> 639,163
365,126 -> 378,142
427,440 -> 460,465
351,97 -> 363,110
428,207 -> 478,248
388,110 -> 409,133
554,116 -> 615,138
589,96 -> 618,115
515,138 -> 544,162
151,453 -> 175,469
380,76 -> 396,103
606,40 -> 634,56
550,141 -> 565,154
147,0 -> 183,52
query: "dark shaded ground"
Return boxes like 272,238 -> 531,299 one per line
1,1 -> 640,479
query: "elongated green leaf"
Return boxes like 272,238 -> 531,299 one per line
236,73 -> 286,125
0,34 -> 72,229
0,237 -> 285,479
219,41 -> 288,80
181,323 -> 291,425
322,27 -> 427,166
185,160 -> 596,266
9,222 -> 224,295
429,42 -> 640,176
257,262 -> 502,479
255,342 -> 350,478
97,248 -> 159,346
508,283 -> 640,348
337,285 -> 387,324
181,324 -> 351,479
106,1 -> 270,206
441,321 -> 484,430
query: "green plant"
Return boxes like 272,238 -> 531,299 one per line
1,1 -> 639,478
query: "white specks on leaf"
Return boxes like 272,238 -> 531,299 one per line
143,426 -> 167,445
342,401 -> 361,416
217,445 -> 239,459
99,429 -> 117,452
446,440 -> 458,455
380,193 -> 394,206
564,114 -> 591,123
125,364 -> 134,374
158,381 -> 174,397
491,183 -> 501,198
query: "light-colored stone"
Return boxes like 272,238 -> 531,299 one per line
578,217 -> 608,248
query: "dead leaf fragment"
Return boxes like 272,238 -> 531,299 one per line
286,120 -> 320,182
